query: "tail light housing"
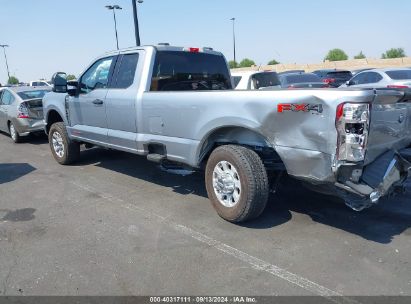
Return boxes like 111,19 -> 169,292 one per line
323,78 -> 336,84
335,102 -> 370,162
17,103 -> 30,119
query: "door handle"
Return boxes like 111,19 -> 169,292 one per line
92,99 -> 104,105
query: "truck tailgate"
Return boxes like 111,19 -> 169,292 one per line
365,89 -> 411,164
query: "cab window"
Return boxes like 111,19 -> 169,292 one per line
80,57 -> 114,94
111,53 -> 139,89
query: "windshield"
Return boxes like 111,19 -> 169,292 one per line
285,74 -> 321,84
251,72 -> 280,89
17,90 -> 50,100
151,51 -> 232,91
386,70 -> 411,80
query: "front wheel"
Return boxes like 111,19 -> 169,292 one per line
48,122 -> 80,165
205,145 -> 269,223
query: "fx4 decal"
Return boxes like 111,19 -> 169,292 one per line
277,103 -> 323,114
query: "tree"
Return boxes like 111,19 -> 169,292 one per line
228,61 -> 238,69
67,74 -> 77,81
7,76 -> 19,85
354,51 -> 366,59
239,58 -> 256,68
324,49 -> 348,61
267,59 -> 280,65
381,48 -> 406,59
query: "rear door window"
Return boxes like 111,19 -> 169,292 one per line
150,51 -> 232,91
111,53 -> 139,89
386,70 -> 411,80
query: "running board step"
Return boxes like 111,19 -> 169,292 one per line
147,153 -> 166,163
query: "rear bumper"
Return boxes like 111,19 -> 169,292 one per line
12,118 -> 46,136
335,149 -> 411,210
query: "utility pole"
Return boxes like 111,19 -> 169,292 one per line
0,44 -> 10,80
230,18 -> 236,64
105,5 -> 122,50
132,0 -> 143,46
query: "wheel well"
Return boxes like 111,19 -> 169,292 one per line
198,127 -> 284,170
46,110 -> 63,133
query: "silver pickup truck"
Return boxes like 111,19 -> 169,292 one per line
43,45 -> 411,223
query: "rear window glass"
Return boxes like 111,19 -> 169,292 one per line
112,53 -> 139,89
386,70 -> 411,80
232,76 -> 242,88
326,71 -> 352,78
150,51 -> 232,91
285,74 -> 321,84
17,90 -> 50,100
251,72 -> 280,89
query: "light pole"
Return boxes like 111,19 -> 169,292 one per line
230,18 -> 236,64
105,5 -> 122,50
0,44 -> 10,81
132,0 -> 143,46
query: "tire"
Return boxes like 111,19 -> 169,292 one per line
9,122 -> 22,143
205,145 -> 269,223
48,122 -> 80,165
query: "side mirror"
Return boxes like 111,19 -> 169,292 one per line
67,81 -> 79,97
346,80 -> 354,86
52,72 -> 68,93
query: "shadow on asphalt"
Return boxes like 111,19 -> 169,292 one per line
75,148 -> 411,244
0,163 -> 36,185
0,132 -> 48,145
0,208 -> 36,222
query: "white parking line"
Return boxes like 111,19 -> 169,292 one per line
72,181 -> 358,304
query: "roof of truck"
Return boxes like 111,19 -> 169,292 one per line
102,45 -> 223,57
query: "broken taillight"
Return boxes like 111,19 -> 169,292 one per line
17,103 -> 30,119
335,102 -> 370,162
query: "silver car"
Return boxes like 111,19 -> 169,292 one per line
0,86 -> 50,143
341,68 -> 411,89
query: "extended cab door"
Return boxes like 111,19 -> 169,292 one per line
68,56 -> 116,144
105,51 -> 142,151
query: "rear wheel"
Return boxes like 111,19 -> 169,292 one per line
48,122 -> 80,165
9,122 -> 22,143
205,145 -> 269,223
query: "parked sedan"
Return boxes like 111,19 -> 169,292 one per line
0,86 -> 50,143
279,72 -> 328,88
340,68 -> 411,89
312,69 -> 353,87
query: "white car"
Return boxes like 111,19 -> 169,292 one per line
341,68 -> 411,89
29,80 -> 52,87
231,71 -> 281,90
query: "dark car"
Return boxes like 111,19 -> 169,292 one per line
312,69 -> 353,87
279,72 -> 328,88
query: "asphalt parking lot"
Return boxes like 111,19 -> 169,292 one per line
0,133 -> 410,298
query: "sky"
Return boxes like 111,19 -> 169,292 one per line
1,0 -> 410,83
